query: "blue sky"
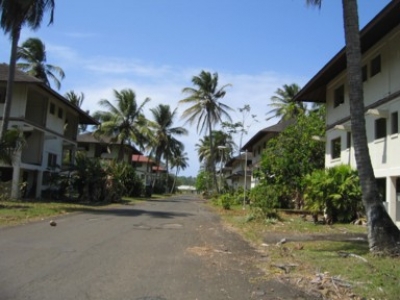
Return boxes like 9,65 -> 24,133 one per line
0,1 -> 392,177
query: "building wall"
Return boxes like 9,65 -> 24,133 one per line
324,23 -> 400,225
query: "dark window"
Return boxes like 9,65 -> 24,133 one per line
346,132 -> 351,149
58,107 -> 63,119
49,103 -> 55,114
362,65 -> 368,82
0,87 -> 6,103
370,54 -> 381,77
47,153 -> 57,168
391,112 -> 398,134
331,137 -> 341,159
375,118 -> 387,139
334,85 -> 345,108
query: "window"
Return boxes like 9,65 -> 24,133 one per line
346,132 -> 351,149
370,54 -> 381,77
49,103 -> 55,114
334,85 -> 345,108
331,137 -> 341,159
47,153 -> 57,168
58,107 -> 63,119
0,87 -> 6,103
362,65 -> 368,82
375,118 -> 387,139
391,112 -> 398,134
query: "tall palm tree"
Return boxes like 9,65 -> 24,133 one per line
148,104 -> 188,173
169,147 -> 189,193
195,130 -> 235,173
266,83 -> 305,121
17,37 -> 65,90
307,0 -> 400,254
0,0 -> 55,142
179,70 -> 233,193
93,88 -> 151,162
65,91 -> 87,133
65,90 -> 85,108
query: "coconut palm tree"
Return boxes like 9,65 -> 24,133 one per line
65,91 -> 88,132
65,90 -> 85,108
17,37 -> 65,90
148,104 -> 188,173
266,83 -> 305,121
179,70 -> 233,193
0,0 -> 55,142
195,130 -> 235,173
170,147 -> 189,193
93,88 -> 151,161
307,0 -> 400,254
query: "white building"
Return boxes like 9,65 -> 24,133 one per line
294,1 -> 400,226
77,132 -> 142,163
0,64 -> 98,198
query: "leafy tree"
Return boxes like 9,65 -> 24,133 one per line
266,83 -> 305,121
258,105 -> 326,209
195,170 -> 212,195
180,70 -> 233,192
17,37 -> 65,90
0,0 -> 55,141
307,0 -> 400,254
93,89 -> 151,161
222,104 -> 258,154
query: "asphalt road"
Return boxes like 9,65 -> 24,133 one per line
0,195 -> 311,300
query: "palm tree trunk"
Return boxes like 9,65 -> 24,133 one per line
0,25 -> 21,141
342,0 -> 400,254
207,109 -> 218,193
170,167 -> 179,194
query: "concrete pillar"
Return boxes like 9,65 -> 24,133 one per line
386,176 -> 397,223
10,150 -> 22,199
35,171 -> 43,199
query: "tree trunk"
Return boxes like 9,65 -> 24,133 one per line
342,0 -> 400,254
207,109 -> 218,193
0,25 -> 21,141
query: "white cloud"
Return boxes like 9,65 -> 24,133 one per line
47,45 -> 305,177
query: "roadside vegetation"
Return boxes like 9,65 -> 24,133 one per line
210,203 -> 399,300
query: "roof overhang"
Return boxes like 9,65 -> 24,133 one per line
293,0 -> 400,103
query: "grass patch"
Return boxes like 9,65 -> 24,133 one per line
213,205 -> 400,300
0,200 -> 97,227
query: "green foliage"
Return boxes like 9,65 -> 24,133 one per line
219,194 -> 231,210
105,162 -> 143,198
195,170 -> 213,194
258,106 -> 326,209
304,164 -> 363,223
249,182 -> 280,219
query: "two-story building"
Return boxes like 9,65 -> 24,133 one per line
0,64 -> 98,199
223,152 -> 252,192
77,132 -> 142,163
293,1 -> 400,226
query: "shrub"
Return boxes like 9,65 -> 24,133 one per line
304,164 -> 363,223
249,182 -> 280,219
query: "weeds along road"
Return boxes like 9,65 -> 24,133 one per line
0,195 -> 312,300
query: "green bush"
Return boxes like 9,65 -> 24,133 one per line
219,194 -> 231,210
249,183 -> 280,219
304,164 -> 363,223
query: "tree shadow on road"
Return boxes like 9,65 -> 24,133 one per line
65,206 -> 194,219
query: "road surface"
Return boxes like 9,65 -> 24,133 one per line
0,195 -> 311,300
